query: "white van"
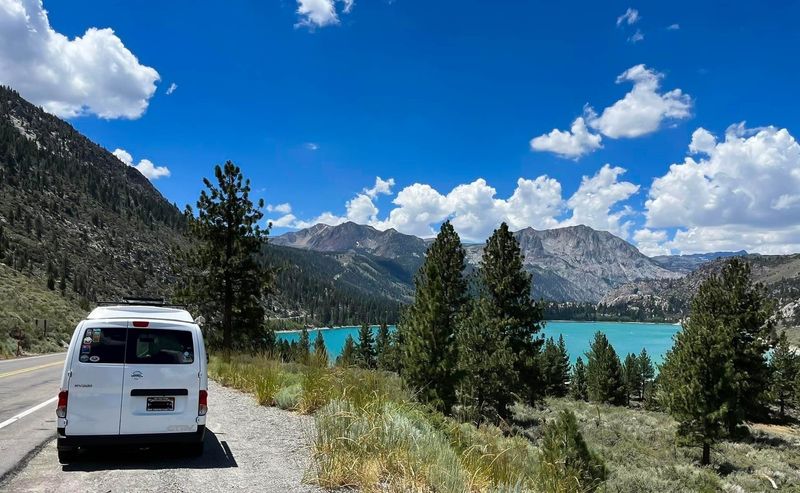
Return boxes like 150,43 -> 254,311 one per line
56,303 -> 208,463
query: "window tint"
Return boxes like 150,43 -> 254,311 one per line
78,327 -> 127,364
126,329 -> 195,365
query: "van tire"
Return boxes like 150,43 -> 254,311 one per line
185,441 -> 204,457
57,448 -> 78,464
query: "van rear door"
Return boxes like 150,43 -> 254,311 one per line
119,321 -> 200,435
65,321 -> 127,436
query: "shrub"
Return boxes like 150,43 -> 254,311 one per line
536,410 -> 607,493
275,383 -> 303,410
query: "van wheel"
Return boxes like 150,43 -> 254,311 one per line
58,449 -> 78,464
185,441 -> 204,457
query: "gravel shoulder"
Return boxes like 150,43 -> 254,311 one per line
0,380 -> 325,493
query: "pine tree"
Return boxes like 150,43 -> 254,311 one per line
691,259 -> 773,434
298,328 -> 311,364
175,161 -> 273,351
770,332 -> 798,418
457,223 -> 546,421
637,348 -> 655,400
570,357 -> 588,401
585,332 -> 625,405
536,410 -> 607,492
375,322 -> 391,370
313,330 -> 328,366
622,353 -> 638,406
540,336 -> 570,397
356,323 -> 376,369
661,269 -> 744,465
402,221 -> 467,413
337,335 -> 357,367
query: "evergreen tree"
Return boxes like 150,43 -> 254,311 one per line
356,322 -> 376,369
570,357 -> 588,401
375,322 -> 391,370
637,348 -> 655,400
540,336 -> 570,397
536,410 -> 607,492
402,221 -> 467,413
661,313 -> 734,465
691,259 -> 773,433
313,330 -> 328,366
458,222 -> 545,421
585,332 -> 625,405
770,332 -> 798,418
175,161 -> 273,351
337,335 -> 357,367
298,328 -> 311,364
622,353 -> 638,406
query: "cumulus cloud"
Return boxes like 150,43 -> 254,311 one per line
268,203 -> 293,214
667,23 -> 680,30
165,83 -> 178,95
531,65 -> 691,159
281,167 -> 639,242
295,0 -> 354,28
633,228 -> 671,256
616,8 -> 640,26
637,123 -> 800,254
364,176 -> 395,198
587,65 -> 692,138
530,117 -> 603,159
0,0 -> 159,119
113,148 -> 170,180
561,164 -> 640,238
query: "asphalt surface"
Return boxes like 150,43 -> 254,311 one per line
0,377 -> 323,492
0,353 -> 66,482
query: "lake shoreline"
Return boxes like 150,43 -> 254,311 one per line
275,319 -> 682,334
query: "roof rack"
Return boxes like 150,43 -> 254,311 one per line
95,297 -> 185,308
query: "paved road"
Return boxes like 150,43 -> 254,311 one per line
1,380 -> 322,492
0,353 -> 66,481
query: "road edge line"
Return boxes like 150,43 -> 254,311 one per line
0,397 -> 58,430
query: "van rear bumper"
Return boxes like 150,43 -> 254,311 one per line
57,425 -> 205,450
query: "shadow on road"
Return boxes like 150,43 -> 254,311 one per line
61,429 -> 237,471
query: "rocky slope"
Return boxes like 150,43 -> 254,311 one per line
276,222 -> 682,303
601,253 -> 800,321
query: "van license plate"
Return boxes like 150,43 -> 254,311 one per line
146,397 -> 175,411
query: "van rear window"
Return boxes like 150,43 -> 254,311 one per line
126,329 -> 195,365
79,327 -> 127,364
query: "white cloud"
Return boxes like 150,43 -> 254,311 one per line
530,117 -> 603,159
587,64 -> 692,139
166,83 -> 177,95
633,228 -> 671,256
638,123 -> 800,254
667,23 -> 680,30
270,213 -> 297,228
305,142 -> 319,151
295,0 -> 354,28
561,164 -> 640,238
0,0 -> 159,119
268,203 -> 293,214
284,167 -> 639,242
616,8 -> 640,26
364,176 -> 395,198
628,29 -> 644,43
113,148 -> 170,180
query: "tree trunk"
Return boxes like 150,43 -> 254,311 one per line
701,443 -> 710,465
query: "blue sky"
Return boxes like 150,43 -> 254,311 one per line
2,0 -> 800,254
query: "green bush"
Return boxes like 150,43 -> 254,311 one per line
275,384 -> 303,410
536,410 -> 606,493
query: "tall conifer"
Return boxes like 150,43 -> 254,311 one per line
402,221 -> 467,413
570,357 -> 588,401
770,332 -> 798,418
585,332 -> 624,405
356,322 -> 376,369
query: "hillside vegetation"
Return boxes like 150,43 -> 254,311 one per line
0,263 -> 85,357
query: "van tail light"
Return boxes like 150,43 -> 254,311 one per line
198,390 -> 208,416
56,391 -> 68,418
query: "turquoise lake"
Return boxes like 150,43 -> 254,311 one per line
277,321 -> 682,366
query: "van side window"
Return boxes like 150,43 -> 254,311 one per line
79,327 -> 127,364
126,329 -> 195,365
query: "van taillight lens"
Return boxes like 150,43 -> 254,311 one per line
198,390 -> 208,416
56,391 -> 68,418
